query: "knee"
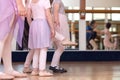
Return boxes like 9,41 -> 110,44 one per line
94,46 -> 98,50
57,46 -> 65,52
34,49 -> 40,53
0,41 -> 5,46
41,48 -> 47,52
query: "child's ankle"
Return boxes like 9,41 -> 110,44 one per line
33,68 -> 38,72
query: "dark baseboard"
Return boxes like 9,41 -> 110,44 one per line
12,51 -> 120,62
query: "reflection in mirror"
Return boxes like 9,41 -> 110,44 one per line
85,7 -> 120,51
86,20 -> 120,50
12,4 -> 120,51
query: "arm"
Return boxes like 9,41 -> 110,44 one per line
94,28 -> 104,35
26,8 -> 32,26
45,8 -> 55,38
109,32 -> 114,41
86,26 -> 92,33
16,0 -> 26,16
100,30 -> 105,34
53,3 -> 60,27
86,30 -> 92,33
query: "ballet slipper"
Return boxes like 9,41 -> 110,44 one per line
7,70 -> 27,78
0,72 -> 14,80
23,67 -> 32,73
61,39 -> 78,46
31,71 -> 39,76
39,70 -> 53,77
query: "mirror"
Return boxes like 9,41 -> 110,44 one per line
12,0 -> 120,51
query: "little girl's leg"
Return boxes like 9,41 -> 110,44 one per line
105,47 -> 107,50
51,42 -> 64,67
31,49 -> 39,76
113,38 -> 117,50
39,48 -> 53,76
55,32 -> 77,46
50,41 -> 67,73
89,39 -> 98,50
55,32 -> 65,41
23,50 -> 34,73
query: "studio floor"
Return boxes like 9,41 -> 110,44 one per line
1,62 -> 120,80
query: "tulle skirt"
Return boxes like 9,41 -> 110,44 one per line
103,39 -> 114,48
0,0 -> 24,47
54,13 -> 70,43
28,19 -> 51,49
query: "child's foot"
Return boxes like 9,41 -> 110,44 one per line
6,70 -> 27,78
49,66 -> 67,73
31,71 -> 39,76
39,70 -> 53,77
23,67 -> 32,73
31,68 -> 39,76
61,39 -> 78,46
0,72 -> 14,79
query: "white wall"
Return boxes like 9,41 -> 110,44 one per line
62,0 -> 80,7
86,0 -> 120,7
62,0 -> 120,7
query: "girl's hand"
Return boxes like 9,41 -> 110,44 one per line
54,18 -> 60,27
17,5 -> 27,16
53,2 -> 60,27
51,28 -> 55,38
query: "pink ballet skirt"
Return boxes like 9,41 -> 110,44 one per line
103,39 -> 114,48
0,0 -> 24,47
54,13 -> 70,42
28,19 -> 50,49
103,29 -> 114,48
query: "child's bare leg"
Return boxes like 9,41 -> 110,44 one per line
113,38 -> 117,50
109,45 -> 114,50
105,47 -> 107,50
89,39 -> 98,50
109,47 -> 114,50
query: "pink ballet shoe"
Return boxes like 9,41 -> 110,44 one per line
31,71 -> 39,76
7,71 -> 27,78
39,71 -> 53,77
61,39 -> 78,46
0,72 -> 14,80
23,67 -> 32,73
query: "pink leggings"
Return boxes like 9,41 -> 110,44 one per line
51,40 -> 65,67
32,48 -> 47,70
24,32 -> 65,68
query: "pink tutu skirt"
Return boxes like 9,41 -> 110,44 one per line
0,0 -> 24,47
54,13 -> 70,42
28,19 -> 51,49
103,39 -> 114,48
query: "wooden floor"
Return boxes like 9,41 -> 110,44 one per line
1,62 -> 120,80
